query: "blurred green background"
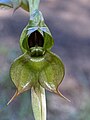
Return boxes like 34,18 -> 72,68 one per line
0,0 -> 90,120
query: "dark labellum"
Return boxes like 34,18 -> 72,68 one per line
28,30 -> 44,48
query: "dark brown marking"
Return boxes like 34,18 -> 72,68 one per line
28,30 -> 44,48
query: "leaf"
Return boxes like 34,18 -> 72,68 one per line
31,85 -> 46,120
0,0 -> 12,8
0,0 -> 29,11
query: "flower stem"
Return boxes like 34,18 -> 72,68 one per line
28,0 -> 40,14
31,85 -> 46,120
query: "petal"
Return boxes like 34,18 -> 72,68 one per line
19,25 -> 29,53
10,53 -> 37,95
39,51 -> 70,101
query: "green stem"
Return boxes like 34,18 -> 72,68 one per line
28,0 -> 40,14
31,85 -> 46,120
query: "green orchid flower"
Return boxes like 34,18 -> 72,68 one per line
0,0 -> 70,120
7,9 -> 69,103
7,9 -> 70,120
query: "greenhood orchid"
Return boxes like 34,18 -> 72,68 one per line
0,0 -> 70,120
7,9 -> 69,104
